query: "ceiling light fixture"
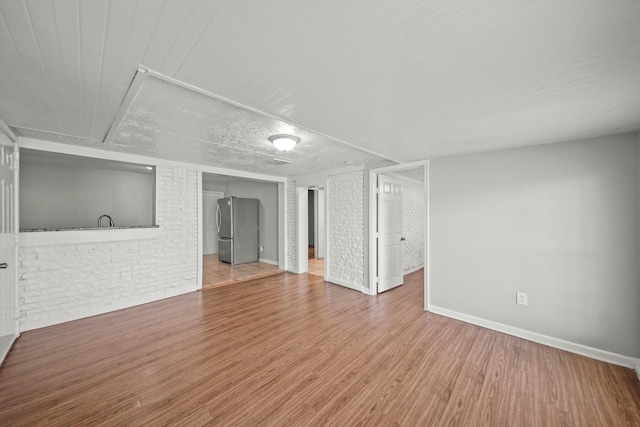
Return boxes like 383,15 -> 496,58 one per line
269,134 -> 300,151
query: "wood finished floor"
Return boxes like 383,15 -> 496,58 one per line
202,253 -> 282,289
1,270 -> 640,426
308,245 -> 324,278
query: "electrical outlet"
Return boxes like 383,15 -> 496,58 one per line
259,245 -> 264,252
516,292 -> 528,306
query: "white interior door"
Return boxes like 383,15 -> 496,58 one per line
378,174 -> 403,292
0,132 -> 18,364
203,191 -> 223,255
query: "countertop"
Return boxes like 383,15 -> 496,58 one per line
20,225 -> 160,232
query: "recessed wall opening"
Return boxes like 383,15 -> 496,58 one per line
201,172 -> 283,289
19,148 -> 155,230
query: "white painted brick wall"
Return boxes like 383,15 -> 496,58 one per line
18,166 -> 199,331
327,171 -> 364,290
402,180 -> 425,273
286,181 -> 297,272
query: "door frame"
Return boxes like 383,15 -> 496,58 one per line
368,160 -> 429,310
0,119 -> 19,365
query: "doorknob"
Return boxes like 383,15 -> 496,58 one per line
0,262 -> 7,269
400,237 -> 406,241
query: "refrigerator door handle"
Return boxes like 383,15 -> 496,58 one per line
216,204 -> 221,233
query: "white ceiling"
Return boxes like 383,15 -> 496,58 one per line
1,0 -> 639,170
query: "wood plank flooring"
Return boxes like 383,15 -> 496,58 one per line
308,245 -> 324,277
202,254 -> 282,289
1,270 -> 640,426
308,258 -> 324,278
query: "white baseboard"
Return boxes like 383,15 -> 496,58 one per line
327,277 -> 361,292
0,334 -> 18,366
403,264 -> 424,276
429,305 -> 640,370
20,286 -> 196,332
258,258 -> 278,266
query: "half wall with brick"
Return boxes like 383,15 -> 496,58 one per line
18,166 -> 199,331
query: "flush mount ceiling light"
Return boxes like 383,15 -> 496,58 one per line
268,134 -> 300,151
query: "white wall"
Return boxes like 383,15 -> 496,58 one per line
18,165 -> 199,331
20,161 -> 153,229
430,133 -> 640,358
327,170 -> 364,291
225,179 -> 279,263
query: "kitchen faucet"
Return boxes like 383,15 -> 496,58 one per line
98,214 -> 115,227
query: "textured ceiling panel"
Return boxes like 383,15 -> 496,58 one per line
103,72 -> 389,176
0,0 -> 638,165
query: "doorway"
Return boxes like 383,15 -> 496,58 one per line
369,162 -> 428,306
201,173 -> 284,289
307,187 -> 325,278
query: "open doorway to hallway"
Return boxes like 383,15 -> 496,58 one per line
201,172 -> 283,289
369,162 -> 427,304
307,187 -> 325,278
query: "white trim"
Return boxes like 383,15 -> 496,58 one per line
19,227 -> 161,246
429,305 -> 640,369
403,264 -> 424,275
278,182 -> 286,271
20,287 -> 194,332
197,171 -> 203,290
324,177 -> 331,282
368,170 -> 378,294
258,258 -> 279,266
103,66 -> 148,142
424,160 -> 430,311
0,117 -> 17,142
327,277 -> 361,292
0,334 -> 17,366
19,138 -> 286,184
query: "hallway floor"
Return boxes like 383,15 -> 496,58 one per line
202,254 -> 282,289
308,245 -> 324,278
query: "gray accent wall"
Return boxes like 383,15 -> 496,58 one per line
20,161 -> 154,229
430,133 -> 639,357
225,179 -> 279,263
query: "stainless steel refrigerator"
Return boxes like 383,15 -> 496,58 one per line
216,196 -> 259,264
